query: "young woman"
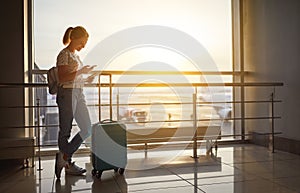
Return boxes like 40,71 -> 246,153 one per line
55,26 -> 95,179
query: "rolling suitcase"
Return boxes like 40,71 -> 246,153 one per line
91,120 -> 127,179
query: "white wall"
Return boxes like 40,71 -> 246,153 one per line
243,0 -> 300,140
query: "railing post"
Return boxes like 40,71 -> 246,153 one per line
117,88 -> 120,121
239,0 -> 245,142
109,74 -> 113,120
271,92 -> 275,153
36,99 -> 43,171
98,74 -> 101,121
192,92 -> 198,158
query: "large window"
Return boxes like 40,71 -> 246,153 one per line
34,0 -> 232,71
33,0 -> 234,145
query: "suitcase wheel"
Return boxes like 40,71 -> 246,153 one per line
92,169 -> 103,179
119,168 -> 125,175
114,168 -> 118,173
91,169 -> 97,176
95,170 -> 103,179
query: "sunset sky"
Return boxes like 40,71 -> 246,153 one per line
34,0 -> 232,71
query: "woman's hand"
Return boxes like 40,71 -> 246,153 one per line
58,64 -> 97,83
85,71 -> 98,83
79,65 -> 96,74
85,74 -> 96,83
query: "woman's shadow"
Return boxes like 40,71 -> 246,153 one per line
55,175 -> 86,193
55,172 -> 128,193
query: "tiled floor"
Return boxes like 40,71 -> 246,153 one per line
1,144 -> 300,193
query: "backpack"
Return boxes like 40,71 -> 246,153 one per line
47,66 -> 59,94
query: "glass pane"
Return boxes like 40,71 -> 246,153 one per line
33,0 -> 234,146
34,0 -> 232,71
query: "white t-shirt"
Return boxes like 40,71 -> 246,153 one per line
56,48 -> 84,87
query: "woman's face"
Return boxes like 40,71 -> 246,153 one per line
73,36 -> 88,51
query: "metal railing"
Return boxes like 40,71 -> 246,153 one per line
0,70 -> 283,168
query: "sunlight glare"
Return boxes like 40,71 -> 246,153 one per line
105,47 -> 198,71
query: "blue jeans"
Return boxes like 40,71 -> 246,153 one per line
56,87 -> 91,162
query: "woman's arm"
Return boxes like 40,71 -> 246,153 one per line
57,64 -> 95,83
57,64 -> 78,83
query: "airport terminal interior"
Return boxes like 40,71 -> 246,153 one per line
1,0 -> 300,193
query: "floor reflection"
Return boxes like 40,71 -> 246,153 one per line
55,175 -> 87,193
54,173 -> 128,193
92,175 -> 127,193
1,144 -> 300,193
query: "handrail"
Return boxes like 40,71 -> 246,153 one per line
31,69 -> 248,76
0,100 -> 282,109
0,116 -> 282,130
0,82 -> 284,88
1,70 -> 283,87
